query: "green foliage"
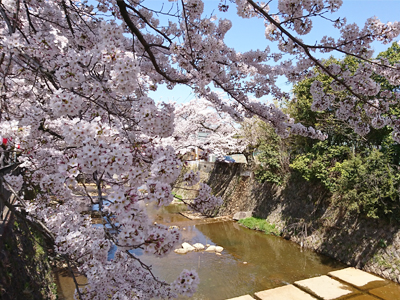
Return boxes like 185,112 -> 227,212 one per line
287,56 -> 362,150
378,239 -> 388,248
291,144 -> 400,219
251,44 -> 400,221
253,124 -> 289,185
375,42 -> 400,92
238,217 -> 280,235
287,44 -> 400,220
288,47 -> 400,152
332,150 -> 400,218
290,141 -> 351,190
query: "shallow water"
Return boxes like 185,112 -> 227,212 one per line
57,204 -> 345,299
138,204 -> 344,299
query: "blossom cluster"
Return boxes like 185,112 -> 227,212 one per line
192,183 -> 223,215
1,0 -> 400,299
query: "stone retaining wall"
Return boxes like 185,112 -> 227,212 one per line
0,218 -> 57,300
206,163 -> 400,284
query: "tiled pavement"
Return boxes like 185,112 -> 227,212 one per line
227,267 -> 400,300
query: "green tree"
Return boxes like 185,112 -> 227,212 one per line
288,43 -> 400,219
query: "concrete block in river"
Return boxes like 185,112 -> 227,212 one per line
294,275 -> 357,300
226,295 -> 255,300
328,267 -> 387,290
255,285 -> 317,300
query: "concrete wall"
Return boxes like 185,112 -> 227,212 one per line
186,161 -> 216,173
0,164 -> 19,231
0,164 -> 57,300
206,163 -> 400,285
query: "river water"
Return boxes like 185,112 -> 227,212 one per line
56,204 -> 345,299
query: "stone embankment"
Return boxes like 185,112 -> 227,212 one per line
175,162 -> 400,285
0,218 -> 57,300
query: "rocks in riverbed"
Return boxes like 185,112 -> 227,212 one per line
205,245 -> 224,252
205,245 -> 216,252
174,242 -> 195,254
174,248 -> 188,254
193,243 -> 205,250
174,242 -> 224,254
182,242 -> 195,252
215,246 -> 223,253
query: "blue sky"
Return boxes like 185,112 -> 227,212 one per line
143,0 -> 400,103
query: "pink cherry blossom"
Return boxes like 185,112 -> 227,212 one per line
1,0 -> 399,298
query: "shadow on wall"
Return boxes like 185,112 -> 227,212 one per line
0,219 -> 56,300
207,163 -> 400,282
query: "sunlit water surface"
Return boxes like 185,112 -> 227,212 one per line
56,204 -> 345,300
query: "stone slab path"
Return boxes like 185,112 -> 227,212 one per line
228,296 -> 257,300
226,267 -> 400,300
255,285 -> 317,300
295,275 -> 357,299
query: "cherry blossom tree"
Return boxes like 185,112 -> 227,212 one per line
166,98 -> 245,158
0,0 -> 399,299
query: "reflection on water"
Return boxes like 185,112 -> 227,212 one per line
57,204 -> 345,299
140,204 -> 345,299
55,268 -> 87,300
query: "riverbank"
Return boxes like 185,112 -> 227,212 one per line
176,162 -> 400,284
0,217 -> 57,300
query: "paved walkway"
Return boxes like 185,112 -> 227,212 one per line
227,267 -> 400,300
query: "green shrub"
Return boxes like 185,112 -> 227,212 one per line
291,143 -> 400,219
254,126 -> 289,185
332,150 -> 400,218
290,141 -> 351,191
238,217 -> 280,235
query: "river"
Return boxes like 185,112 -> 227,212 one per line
56,203 -> 345,299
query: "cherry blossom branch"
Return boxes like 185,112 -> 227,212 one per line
23,0 -> 37,34
117,0 -> 189,84
125,3 -> 173,45
0,5 -> 14,34
38,119 -> 64,140
64,255 -> 84,300
80,181 -> 96,205
61,0 -> 75,37
125,250 -> 169,286
180,0 -> 194,58
2,179 -> 55,239
246,0 -> 385,114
